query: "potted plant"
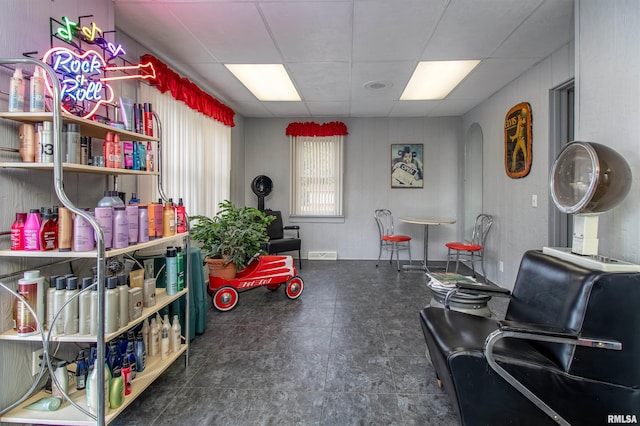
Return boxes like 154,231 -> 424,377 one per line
190,200 -> 274,279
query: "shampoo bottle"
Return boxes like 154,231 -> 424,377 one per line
16,271 -> 42,335
57,207 -> 73,252
75,349 -> 88,390
160,319 -> 170,360
52,277 -> 67,336
126,205 -> 138,245
162,201 -> 175,236
165,247 -> 178,296
175,198 -> 187,233
138,205 -> 149,243
63,276 -> 79,335
117,275 -> 129,328
89,282 -> 99,335
136,330 -> 146,373
171,314 -> 181,353
39,208 -> 57,251
9,67 -> 25,112
176,246 -> 184,292
78,277 -> 92,335
46,275 -> 59,331
112,206 -> 129,249
23,209 -> 42,251
10,212 -> 27,251
29,66 -> 45,112
18,124 -> 36,162
104,277 -> 119,333
149,317 -> 158,357
73,210 -> 95,252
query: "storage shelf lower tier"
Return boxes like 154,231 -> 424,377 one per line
0,234 -> 188,259
0,345 -> 187,425
0,288 -> 187,342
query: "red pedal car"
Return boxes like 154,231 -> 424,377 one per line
208,255 -> 303,311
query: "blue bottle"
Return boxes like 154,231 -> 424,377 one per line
75,350 -> 88,390
135,331 -> 146,373
126,331 -> 137,380
165,248 -> 178,296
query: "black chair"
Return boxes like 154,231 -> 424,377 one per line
420,250 -> 640,426
262,210 -> 302,269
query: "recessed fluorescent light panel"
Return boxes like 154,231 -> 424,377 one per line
400,60 -> 481,100
225,64 -> 301,101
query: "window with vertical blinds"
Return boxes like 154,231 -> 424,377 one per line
290,135 -> 344,217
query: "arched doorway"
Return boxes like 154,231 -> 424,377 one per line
464,123 -> 484,240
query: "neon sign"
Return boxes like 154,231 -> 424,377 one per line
42,47 -> 156,119
55,16 -> 126,59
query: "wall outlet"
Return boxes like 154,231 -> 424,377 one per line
31,348 -> 44,376
499,261 -> 504,273
531,194 -> 538,207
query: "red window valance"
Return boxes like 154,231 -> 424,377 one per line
286,121 -> 348,137
140,54 -> 235,127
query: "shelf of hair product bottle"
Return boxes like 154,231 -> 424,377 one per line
1,344 -> 187,426
0,58 -> 189,425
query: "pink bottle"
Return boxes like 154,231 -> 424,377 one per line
10,212 -> 27,250
23,209 -> 42,250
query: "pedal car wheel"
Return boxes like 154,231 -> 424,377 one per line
285,276 -> 304,300
266,283 -> 281,292
212,287 -> 239,311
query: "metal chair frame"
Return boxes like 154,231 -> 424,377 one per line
374,209 -> 412,271
446,214 -> 493,280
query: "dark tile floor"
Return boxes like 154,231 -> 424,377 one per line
113,260 -> 501,426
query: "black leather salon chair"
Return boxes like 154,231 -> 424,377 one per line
420,250 -> 640,425
262,210 -> 302,269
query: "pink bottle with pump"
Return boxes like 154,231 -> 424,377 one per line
24,209 -> 42,250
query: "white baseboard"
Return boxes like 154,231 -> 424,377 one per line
308,251 -> 338,260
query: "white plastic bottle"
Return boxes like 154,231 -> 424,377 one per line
104,277 -> 120,333
160,320 -> 170,360
78,277 -> 92,335
63,277 -> 79,335
46,275 -> 58,331
9,67 -> 25,112
117,275 -> 129,328
29,67 -> 45,112
149,317 -> 159,357
89,284 -> 99,335
52,277 -> 67,336
171,314 -> 181,353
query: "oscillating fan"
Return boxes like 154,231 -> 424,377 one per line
543,141 -> 639,271
251,175 -> 273,211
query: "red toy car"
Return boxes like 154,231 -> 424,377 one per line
208,255 -> 303,311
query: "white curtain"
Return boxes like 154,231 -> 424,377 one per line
290,135 -> 344,217
138,84 -> 231,218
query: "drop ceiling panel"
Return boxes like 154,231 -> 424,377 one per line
113,0 -> 575,118
352,0 -> 448,61
351,61 -> 415,100
447,57 -> 541,100
115,3 -> 209,64
168,2 -> 281,63
261,2 -> 353,62
494,0 -> 574,58
422,0 -> 544,60
287,62 -> 351,102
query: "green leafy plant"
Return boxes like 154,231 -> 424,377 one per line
190,200 -> 274,271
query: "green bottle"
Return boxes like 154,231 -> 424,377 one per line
176,246 -> 184,292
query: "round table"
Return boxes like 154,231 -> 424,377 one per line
399,217 -> 455,272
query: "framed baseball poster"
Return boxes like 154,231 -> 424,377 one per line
391,144 -> 423,188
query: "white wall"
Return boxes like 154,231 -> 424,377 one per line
461,42 -> 575,287
575,0 -> 640,262
242,117 -> 462,262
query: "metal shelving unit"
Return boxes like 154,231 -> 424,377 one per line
0,57 -> 189,426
